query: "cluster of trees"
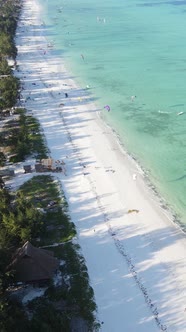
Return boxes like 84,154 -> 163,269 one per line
0,191 -> 44,250
0,189 -> 46,331
0,0 -> 48,162
0,1 -> 99,331
0,189 -> 45,277
0,0 -> 21,113
0,107 -> 48,162
0,75 -> 20,111
0,0 -> 21,57
8,111 -> 34,162
0,1 -> 30,329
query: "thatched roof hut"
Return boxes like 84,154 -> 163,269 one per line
7,241 -> 59,282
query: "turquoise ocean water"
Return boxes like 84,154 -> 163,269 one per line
38,0 -> 186,227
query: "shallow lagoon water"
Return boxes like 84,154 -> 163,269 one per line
39,0 -> 186,226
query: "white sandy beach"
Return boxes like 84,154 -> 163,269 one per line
11,0 -> 186,330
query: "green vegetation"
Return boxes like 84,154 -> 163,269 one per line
0,188 -> 44,249
0,0 -> 21,60
0,58 -> 12,76
19,176 -> 99,330
0,298 -> 30,332
0,176 -> 99,331
0,108 -> 48,162
0,152 -> 6,166
0,33 -> 17,59
51,243 -> 98,327
0,0 -> 48,163
0,0 -> 21,114
19,175 -> 75,246
0,0 -> 99,330
0,76 -> 20,110
0,0 -> 21,38
0,185 -> 46,331
29,300 -> 70,331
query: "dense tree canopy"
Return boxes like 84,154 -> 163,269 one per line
0,76 -> 19,110
0,1 -> 98,331
0,33 -> 17,59
0,58 -> 12,76
0,0 -> 20,115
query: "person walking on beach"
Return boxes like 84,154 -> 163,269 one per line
65,93 -> 68,98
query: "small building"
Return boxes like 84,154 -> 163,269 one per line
41,158 -> 53,170
7,241 -> 59,283
23,165 -> 32,173
35,163 -> 42,172
0,168 -> 14,177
